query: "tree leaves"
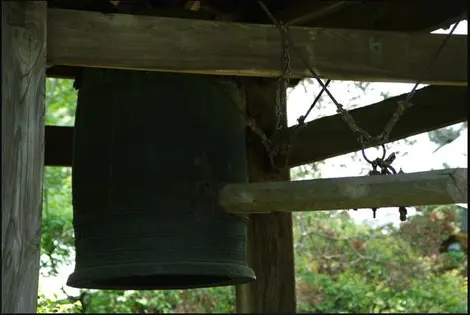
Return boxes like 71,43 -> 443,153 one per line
39,78 -> 467,313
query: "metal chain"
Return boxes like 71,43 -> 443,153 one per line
297,79 -> 331,126
266,19 -> 293,169
377,10 -> 466,144
258,0 -> 374,147
259,0 -> 465,165
208,77 -> 274,158
215,1 -> 464,172
276,21 -> 291,131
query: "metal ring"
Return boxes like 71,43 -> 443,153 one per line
387,165 -> 397,174
361,144 -> 386,164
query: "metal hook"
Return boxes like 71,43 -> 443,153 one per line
361,144 -> 386,165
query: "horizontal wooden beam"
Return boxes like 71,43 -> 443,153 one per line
287,86 -> 467,167
43,86 -> 467,168
46,65 -> 80,79
45,125 -> 73,167
47,8 -> 467,85
220,168 -> 468,214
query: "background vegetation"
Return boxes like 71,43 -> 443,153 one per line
38,78 -> 467,313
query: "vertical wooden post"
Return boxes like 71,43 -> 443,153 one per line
2,1 -> 47,313
236,78 -> 297,313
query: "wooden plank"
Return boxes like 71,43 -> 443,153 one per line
284,1 -> 468,32
2,1 -> 47,313
46,65 -> 80,79
287,86 -> 468,167
220,168 -> 468,214
43,86 -> 468,168
235,79 -> 296,313
47,8 -> 467,85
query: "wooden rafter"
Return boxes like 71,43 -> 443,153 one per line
244,1 -> 467,32
43,86 -> 467,168
220,168 -> 468,214
47,8 -> 467,85
287,86 -> 468,167
282,1 -> 354,26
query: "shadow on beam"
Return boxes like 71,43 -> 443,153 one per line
45,86 -> 467,167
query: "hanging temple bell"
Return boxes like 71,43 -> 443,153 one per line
67,69 -> 256,290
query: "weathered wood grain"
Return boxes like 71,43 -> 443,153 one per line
2,1 -> 47,313
46,8 -> 467,85
288,86 -> 468,167
220,168 -> 468,214
235,79 -> 296,313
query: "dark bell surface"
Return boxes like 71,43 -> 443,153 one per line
68,68 -> 255,289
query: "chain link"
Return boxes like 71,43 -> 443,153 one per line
377,11 -> 466,144
258,1 -> 465,168
217,1 -> 464,171
259,0 -> 375,159
276,21 -> 291,131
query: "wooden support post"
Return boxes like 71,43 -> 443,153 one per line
236,79 -> 296,313
220,168 -> 468,214
2,1 -> 47,313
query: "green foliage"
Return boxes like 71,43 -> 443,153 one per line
45,78 -> 77,126
294,209 -> 468,313
67,287 -> 235,313
41,78 -> 77,277
41,167 -> 74,276
39,78 -> 467,313
37,292 -> 81,313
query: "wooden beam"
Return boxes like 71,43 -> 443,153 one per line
236,79 -> 296,313
47,8 -> 467,85
220,168 -> 468,214
245,1 -> 467,32
2,1 -> 47,313
287,86 -> 468,167
46,65 -> 80,79
45,125 -> 74,167
43,86 -> 467,168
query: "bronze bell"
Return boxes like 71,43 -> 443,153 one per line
67,69 -> 256,290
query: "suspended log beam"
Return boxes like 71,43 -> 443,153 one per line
47,8 -> 467,85
2,1 -> 47,313
220,168 -> 468,214
287,85 -> 467,167
44,85 -> 467,167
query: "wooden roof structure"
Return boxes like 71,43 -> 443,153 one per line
47,0 -> 467,30
43,0 -> 467,169
46,0 -> 468,82
2,0 -> 468,313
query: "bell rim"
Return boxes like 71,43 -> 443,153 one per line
66,261 -> 256,290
